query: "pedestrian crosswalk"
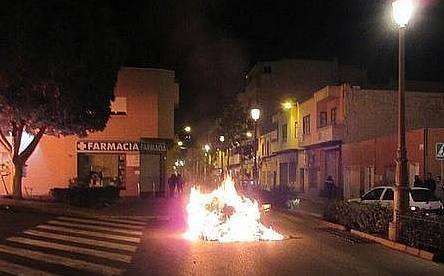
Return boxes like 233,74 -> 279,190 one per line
0,215 -> 149,275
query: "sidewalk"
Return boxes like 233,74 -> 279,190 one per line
0,196 -> 183,220
286,194 -> 330,218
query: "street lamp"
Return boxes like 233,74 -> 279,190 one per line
246,131 -> 253,138
389,0 -> 414,242
281,100 -> 294,110
250,107 -> 261,186
177,141 -> 183,147
203,144 -> 211,180
184,126 -> 192,133
219,135 -> 225,173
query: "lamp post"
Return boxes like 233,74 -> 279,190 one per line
203,144 -> 210,180
389,0 -> 414,242
250,108 -> 261,186
219,135 -> 225,174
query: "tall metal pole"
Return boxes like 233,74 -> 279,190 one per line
253,121 -> 258,186
389,26 -> 409,241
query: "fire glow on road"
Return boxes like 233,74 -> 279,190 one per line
183,177 -> 284,242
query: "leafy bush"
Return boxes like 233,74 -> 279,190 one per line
324,201 -> 392,235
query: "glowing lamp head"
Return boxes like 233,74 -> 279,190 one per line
281,101 -> 294,110
184,126 -> 191,133
392,0 -> 414,27
246,131 -> 253,138
177,141 -> 184,147
204,144 -> 210,152
219,135 -> 225,143
250,108 -> 261,121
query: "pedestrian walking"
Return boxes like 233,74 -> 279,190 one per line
177,173 -> 184,195
168,174 -> 177,198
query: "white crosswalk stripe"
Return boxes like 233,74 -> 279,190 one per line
24,229 -> 138,252
47,220 -> 143,236
7,236 -> 133,263
0,215 -> 148,275
0,244 -> 125,276
36,224 -> 141,243
0,259 -> 58,276
57,217 -> 145,230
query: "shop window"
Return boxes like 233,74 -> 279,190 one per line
111,97 -> 127,115
331,107 -> 337,125
303,115 -> 310,135
281,124 -> 287,142
319,112 -> 327,127
77,153 -> 126,188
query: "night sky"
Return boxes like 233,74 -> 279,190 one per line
109,0 -> 444,129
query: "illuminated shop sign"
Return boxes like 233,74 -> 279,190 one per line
77,140 -> 167,153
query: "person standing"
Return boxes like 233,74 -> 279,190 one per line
176,174 -> 184,195
413,175 -> 423,188
424,172 -> 437,193
168,174 -> 177,198
325,175 -> 335,200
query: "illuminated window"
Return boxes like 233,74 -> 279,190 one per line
111,97 -> 127,115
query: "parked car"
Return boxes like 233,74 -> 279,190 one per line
348,186 -> 443,213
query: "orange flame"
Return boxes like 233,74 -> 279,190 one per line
183,177 -> 284,242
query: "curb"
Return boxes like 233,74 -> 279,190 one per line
280,208 -> 436,262
280,209 -> 346,231
350,229 -> 435,261
0,202 -> 171,222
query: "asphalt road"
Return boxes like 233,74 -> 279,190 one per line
127,211 -> 444,276
1,207 -> 444,276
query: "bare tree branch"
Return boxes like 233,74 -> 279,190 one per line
20,126 -> 46,161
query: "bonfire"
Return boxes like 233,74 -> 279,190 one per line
183,177 -> 284,242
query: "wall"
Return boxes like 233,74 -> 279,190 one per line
17,67 -> 178,196
344,87 -> 444,144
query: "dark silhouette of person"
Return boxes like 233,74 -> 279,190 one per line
424,172 -> 436,193
413,175 -> 423,188
325,175 -> 335,199
168,174 -> 177,198
176,174 -> 184,195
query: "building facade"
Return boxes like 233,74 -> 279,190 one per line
0,67 -> 179,197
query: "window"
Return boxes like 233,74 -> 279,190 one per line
319,112 -> 327,127
361,188 -> 384,200
263,66 -> 272,73
111,97 -> 127,115
382,189 -> 394,200
281,124 -> 287,141
331,107 -> 337,125
303,115 -> 311,135
266,141 -> 270,156
410,189 -> 438,202
261,142 -> 265,156
294,121 -> 298,138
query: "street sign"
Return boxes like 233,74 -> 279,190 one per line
436,143 -> 444,160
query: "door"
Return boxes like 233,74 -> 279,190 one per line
325,149 -> 339,184
279,163 -> 289,188
140,154 -> 161,196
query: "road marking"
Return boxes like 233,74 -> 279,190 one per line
0,244 -> 124,276
36,225 -> 141,243
0,259 -> 58,276
47,220 -> 143,236
57,217 -> 144,230
99,217 -> 150,226
24,230 -> 137,252
7,236 -> 133,263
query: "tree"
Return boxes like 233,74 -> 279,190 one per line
216,101 -> 250,170
0,1 -> 124,199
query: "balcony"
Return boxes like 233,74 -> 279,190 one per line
299,124 -> 344,147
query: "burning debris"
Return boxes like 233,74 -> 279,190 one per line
183,177 -> 284,242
